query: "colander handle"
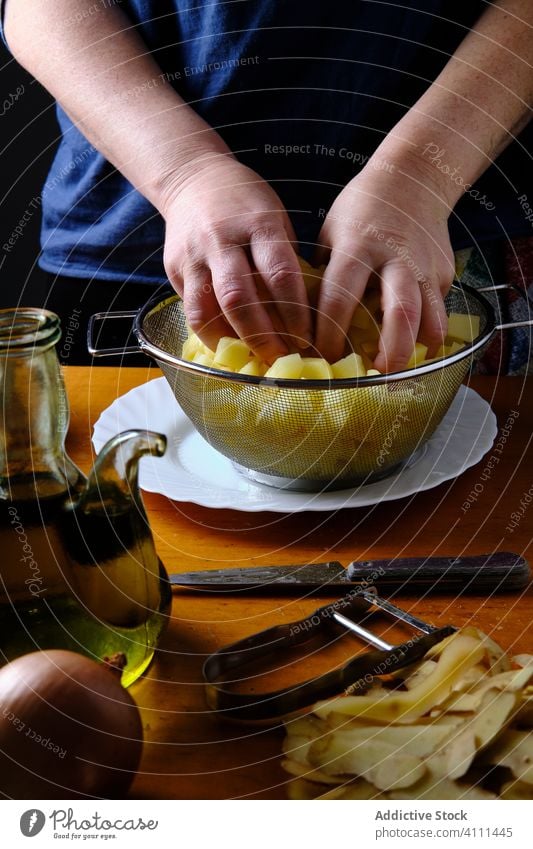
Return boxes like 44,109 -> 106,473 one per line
476,284 -> 533,332
87,310 -> 142,356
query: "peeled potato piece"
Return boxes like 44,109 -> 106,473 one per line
192,351 -> 215,367
182,332 -> 214,360
297,256 -> 323,308
255,392 -> 321,440
214,336 -> 252,371
447,312 -> 480,343
183,325 -> 470,375
406,342 -> 429,369
300,358 -> 333,380
239,358 -> 266,377
265,353 -> 304,379
331,353 -> 366,379
180,258 -> 478,376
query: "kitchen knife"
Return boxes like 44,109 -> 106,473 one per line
167,552 -> 530,593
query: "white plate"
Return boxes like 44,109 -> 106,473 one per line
92,378 -> 497,513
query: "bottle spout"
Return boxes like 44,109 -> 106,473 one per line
81,429 -> 166,512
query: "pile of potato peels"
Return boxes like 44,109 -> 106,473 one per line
282,628 -> 533,799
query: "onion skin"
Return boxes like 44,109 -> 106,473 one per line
0,650 -> 143,799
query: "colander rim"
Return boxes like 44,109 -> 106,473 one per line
133,280 -> 496,389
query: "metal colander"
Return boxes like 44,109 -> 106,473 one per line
89,282 -> 530,491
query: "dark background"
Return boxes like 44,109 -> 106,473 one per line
1,42 -> 56,309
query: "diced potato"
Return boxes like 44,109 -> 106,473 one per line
331,353 -> 366,379
361,340 -> 379,358
265,353 -> 304,379
351,320 -> 381,343
192,351 -> 214,367
447,312 -> 480,343
297,256 -> 317,276
297,256 -> 323,306
350,305 -> 372,330
181,336 -> 198,361
321,391 -> 359,432
406,342 -> 429,369
239,358 -> 266,377
180,261 -> 477,380
300,358 -> 333,380
214,336 -> 251,371
436,340 -> 464,359
201,392 -> 240,428
255,391 -> 319,437
182,332 -> 213,360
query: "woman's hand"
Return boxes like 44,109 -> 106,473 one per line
3,0 -> 312,367
161,156 -> 312,364
315,158 -> 455,372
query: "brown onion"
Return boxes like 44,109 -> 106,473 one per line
0,650 -> 143,799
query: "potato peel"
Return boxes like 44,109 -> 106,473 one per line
282,629 -> 533,800
313,632 -> 484,723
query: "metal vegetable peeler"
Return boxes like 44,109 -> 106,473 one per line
203,589 -> 455,720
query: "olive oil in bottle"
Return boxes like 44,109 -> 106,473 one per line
0,309 -> 170,686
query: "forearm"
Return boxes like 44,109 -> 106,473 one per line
4,0 -> 230,212
372,0 -> 533,207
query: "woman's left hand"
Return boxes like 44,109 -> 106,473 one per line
315,157 -> 455,372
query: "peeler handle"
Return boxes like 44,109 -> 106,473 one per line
87,310 -> 142,357
202,592 -> 455,720
346,552 -> 530,592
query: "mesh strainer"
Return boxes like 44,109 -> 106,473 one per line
89,282 -> 532,492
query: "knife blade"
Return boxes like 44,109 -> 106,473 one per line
167,552 -> 530,593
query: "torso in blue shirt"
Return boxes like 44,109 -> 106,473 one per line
36,1 -> 533,283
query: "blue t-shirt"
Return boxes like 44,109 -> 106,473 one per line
2,1 -> 532,283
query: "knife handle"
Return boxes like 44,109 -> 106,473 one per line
347,552 -> 530,592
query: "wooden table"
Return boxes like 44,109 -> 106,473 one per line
64,367 -> 533,800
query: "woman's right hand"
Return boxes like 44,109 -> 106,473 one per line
161,156 -> 312,364
3,0 -> 311,367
